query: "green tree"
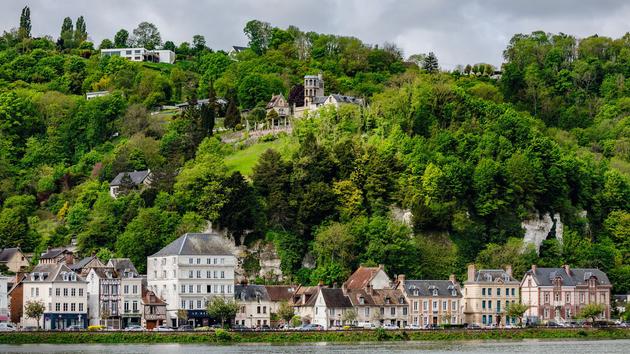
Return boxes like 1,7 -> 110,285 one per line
244,20 -> 271,55
192,35 -> 206,52
59,17 -> 74,49
99,38 -> 114,49
18,6 -> 31,40
277,300 -> 295,325
114,29 -> 129,48
206,296 -> 238,327
224,89 -> 241,130
577,303 -> 606,323
505,303 -> 529,326
313,222 -> 357,272
74,16 -> 88,45
132,22 -> 161,50
341,308 -> 357,325
24,300 -> 45,329
423,52 -> 439,73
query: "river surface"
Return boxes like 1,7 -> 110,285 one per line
0,339 -> 628,353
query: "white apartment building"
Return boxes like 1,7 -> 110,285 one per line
22,263 -> 87,330
0,275 -> 8,322
100,48 -> 176,64
147,232 -> 236,327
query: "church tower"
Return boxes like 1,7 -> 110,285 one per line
303,73 -> 324,107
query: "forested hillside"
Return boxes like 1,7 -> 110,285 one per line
0,9 -> 628,293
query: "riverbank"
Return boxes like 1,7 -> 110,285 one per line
1,328 -> 630,344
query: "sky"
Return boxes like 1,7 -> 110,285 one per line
2,0 -> 630,68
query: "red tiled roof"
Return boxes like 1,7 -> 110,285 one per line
344,266 -> 382,290
264,285 -> 296,302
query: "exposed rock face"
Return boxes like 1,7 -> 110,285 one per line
390,206 -> 413,227
522,212 -> 563,253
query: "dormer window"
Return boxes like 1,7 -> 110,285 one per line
385,297 -> 391,304
413,289 -> 419,296
432,289 -> 438,296
399,297 -> 405,304
451,290 -> 457,296
359,296 -> 365,305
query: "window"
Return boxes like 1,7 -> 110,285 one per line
63,303 -> 68,311
189,258 -> 193,264
197,285 -> 201,293
511,288 -> 515,296
161,258 -> 166,265
71,288 -> 76,296
181,285 -> 186,293
48,288 -> 52,296
228,285 -> 232,293
154,271 -> 157,279
133,285 -> 138,294
482,315 -> 487,324
482,288 -> 486,296
56,288 -> 60,296
423,301 -> 428,311
197,271 -> 201,278
207,271 -> 211,278
390,307 -> 395,315
488,315 -> 493,324
221,285 -> 225,293
79,303 -> 83,312
413,301 -> 418,311
63,288 -> 68,296
482,300 -> 486,309
359,296 -> 365,305
207,285 -> 212,293
433,301 -> 438,310
488,288 -> 492,296
403,307 -> 408,315
197,300 -> 202,309
497,288 -> 501,296
181,300 -> 186,309
488,301 -> 492,309
544,293 -> 550,303
55,303 -> 60,311
189,271 -> 193,279
71,303 -> 76,311
163,271 -> 167,279
124,301 -> 129,312
263,306 -> 267,314
188,285 -> 193,293
196,258 -> 201,264
79,289 -> 83,296
257,306 -> 261,314
544,308 -> 549,319
365,307 -> 370,316
442,301 -> 447,311
189,300 -> 193,309
207,258 -> 211,264
220,258 -> 225,264
452,301 -> 457,311
214,271 -> 217,278
133,301 -> 138,312
221,271 -> 225,279
124,285 -> 129,294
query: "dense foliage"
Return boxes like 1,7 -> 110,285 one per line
0,9 -> 628,292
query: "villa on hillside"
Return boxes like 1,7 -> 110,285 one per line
100,48 -> 175,64
109,170 -> 153,198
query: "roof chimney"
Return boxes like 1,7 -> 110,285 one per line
505,265 -> 513,277
397,274 -> 406,286
531,264 -> 537,273
449,274 -> 456,283
318,280 -> 324,287
366,283 -> 374,296
332,282 -> 337,289
467,264 -> 476,282
563,264 -> 571,275
378,264 -> 384,270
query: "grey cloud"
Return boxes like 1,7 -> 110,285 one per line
1,1 -> 629,68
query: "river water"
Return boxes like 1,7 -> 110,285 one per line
0,339 -> 628,353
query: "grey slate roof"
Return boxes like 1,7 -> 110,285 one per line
150,233 -> 233,257
0,248 -> 21,262
402,280 -> 462,297
107,258 -> 138,276
70,256 -> 103,271
24,263 -> 86,283
471,269 -> 518,283
526,267 -> 611,286
40,248 -> 72,259
110,170 -> 151,187
232,46 -> 248,52
235,284 -> 270,302
320,288 -> 352,308
330,94 -> 363,105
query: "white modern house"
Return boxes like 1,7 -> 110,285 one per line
147,232 -> 236,327
100,48 -> 176,64
22,263 -> 88,330
86,91 -> 110,100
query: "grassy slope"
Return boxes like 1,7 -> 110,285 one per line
224,137 -> 297,177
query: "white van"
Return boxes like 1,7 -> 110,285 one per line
0,323 -> 16,331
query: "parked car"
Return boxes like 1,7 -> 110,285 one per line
231,324 -> 252,331
257,324 -> 271,331
0,323 -> 17,332
485,323 -> 497,329
65,325 -> 83,331
299,323 -> 324,331
362,322 -> 377,329
124,325 -> 144,331
21,326 -> 38,331
383,323 -> 399,330
545,321 -> 561,328
466,323 -> 482,329
424,324 -> 442,330
405,324 -> 421,330
154,325 -> 174,331
177,324 -> 193,331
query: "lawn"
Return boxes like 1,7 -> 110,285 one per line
224,136 -> 297,177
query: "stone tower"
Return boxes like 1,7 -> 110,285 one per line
303,73 -> 324,106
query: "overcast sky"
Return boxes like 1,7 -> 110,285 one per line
2,1 -> 630,68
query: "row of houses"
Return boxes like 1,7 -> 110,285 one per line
0,231 -> 614,329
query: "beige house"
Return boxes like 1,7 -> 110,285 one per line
265,94 -> 290,127
520,265 -> 611,324
396,274 -> 463,327
235,284 -> 273,328
345,285 -> 409,328
0,248 -> 30,273
343,265 -> 392,291
462,264 -> 520,327
289,285 -> 320,324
